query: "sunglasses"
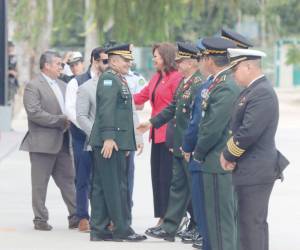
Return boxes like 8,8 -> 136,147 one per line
95,59 -> 108,64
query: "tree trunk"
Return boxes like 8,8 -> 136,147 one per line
33,0 -> 53,76
84,0 -> 99,66
260,0 -> 267,47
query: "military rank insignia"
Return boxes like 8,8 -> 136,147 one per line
238,96 -> 246,106
201,89 -> 209,111
201,99 -> 208,111
138,78 -> 145,86
193,76 -> 202,84
182,89 -> 191,99
201,89 -> 209,99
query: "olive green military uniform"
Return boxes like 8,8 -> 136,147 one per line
151,70 -> 202,236
193,69 -> 240,250
89,68 -> 136,239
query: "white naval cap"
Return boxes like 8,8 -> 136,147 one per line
67,51 -> 83,65
227,48 -> 266,64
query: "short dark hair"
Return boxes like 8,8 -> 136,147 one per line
210,55 -> 230,67
152,42 -> 177,73
40,51 -> 61,70
8,41 -> 14,47
90,47 -> 106,63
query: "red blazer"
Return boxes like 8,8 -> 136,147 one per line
134,70 -> 182,143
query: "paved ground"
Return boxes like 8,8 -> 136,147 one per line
0,89 -> 300,250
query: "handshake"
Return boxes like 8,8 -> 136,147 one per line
136,121 -> 152,135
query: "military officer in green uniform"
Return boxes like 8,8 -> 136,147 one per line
137,42 -> 203,242
89,44 -> 146,242
192,37 -> 240,250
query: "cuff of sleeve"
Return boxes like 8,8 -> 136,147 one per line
101,131 -> 116,141
58,115 -> 67,130
225,136 -> 245,161
182,143 -> 193,153
223,148 -> 238,162
149,117 -> 161,128
193,148 -> 205,163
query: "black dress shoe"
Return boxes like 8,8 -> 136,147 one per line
192,235 -> 203,249
145,227 -> 175,242
68,215 -> 80,229
145,226 -> 160,235
114,233 -> 147,242
181,228 -> 199,244
34,221 -> 53,231
90,234 -> 113,241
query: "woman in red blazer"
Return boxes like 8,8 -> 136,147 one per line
134,43 -> 182,227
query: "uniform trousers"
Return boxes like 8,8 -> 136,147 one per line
235,182 -> 274,250
90,148 -> 132,238
150,142 -> 173,218
203,172 -> 238,250
161,156 -> 193,235
30,134 -> 76,223
189,160 -> 211,250
126,151 -> 135,224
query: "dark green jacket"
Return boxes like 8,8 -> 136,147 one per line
89,69 -> 136,151
150,70 -> 202,157
193,68 -> 240,173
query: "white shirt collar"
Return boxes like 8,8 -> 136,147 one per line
247,75 -> 265,88
126,70 -> 135,77
41,72 -> 56,85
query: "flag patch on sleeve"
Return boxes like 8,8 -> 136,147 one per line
103,80 -> 113,86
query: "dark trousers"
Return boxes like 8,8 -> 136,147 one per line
189,161 -> 211,250
235,183 -> 274,250
161,156 -> 193,235
150,142 -> 173,218
203,173 -> 238,250
72,136 -> 92,220
90,148 -> 132,238
126,151 -> 135,224
30,136 -> 76,223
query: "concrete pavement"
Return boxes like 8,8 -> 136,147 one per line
0,89 -> 300,250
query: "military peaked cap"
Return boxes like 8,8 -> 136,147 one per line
227,48 -> 266,64
202,37 -> 237,55
221,27 -> 253,49
175,42 -> 199,61
106,43 -> 134,60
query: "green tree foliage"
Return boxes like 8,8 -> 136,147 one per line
91,0 -> 189,46
175,0 -> 239,42
52,0 -> 85,47
286,45 -> 300,65
9,0 -> 300,48
269,0 -> 300,36
10,0 -> 48,48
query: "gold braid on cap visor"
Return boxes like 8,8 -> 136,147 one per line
221,36 -> 248,48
